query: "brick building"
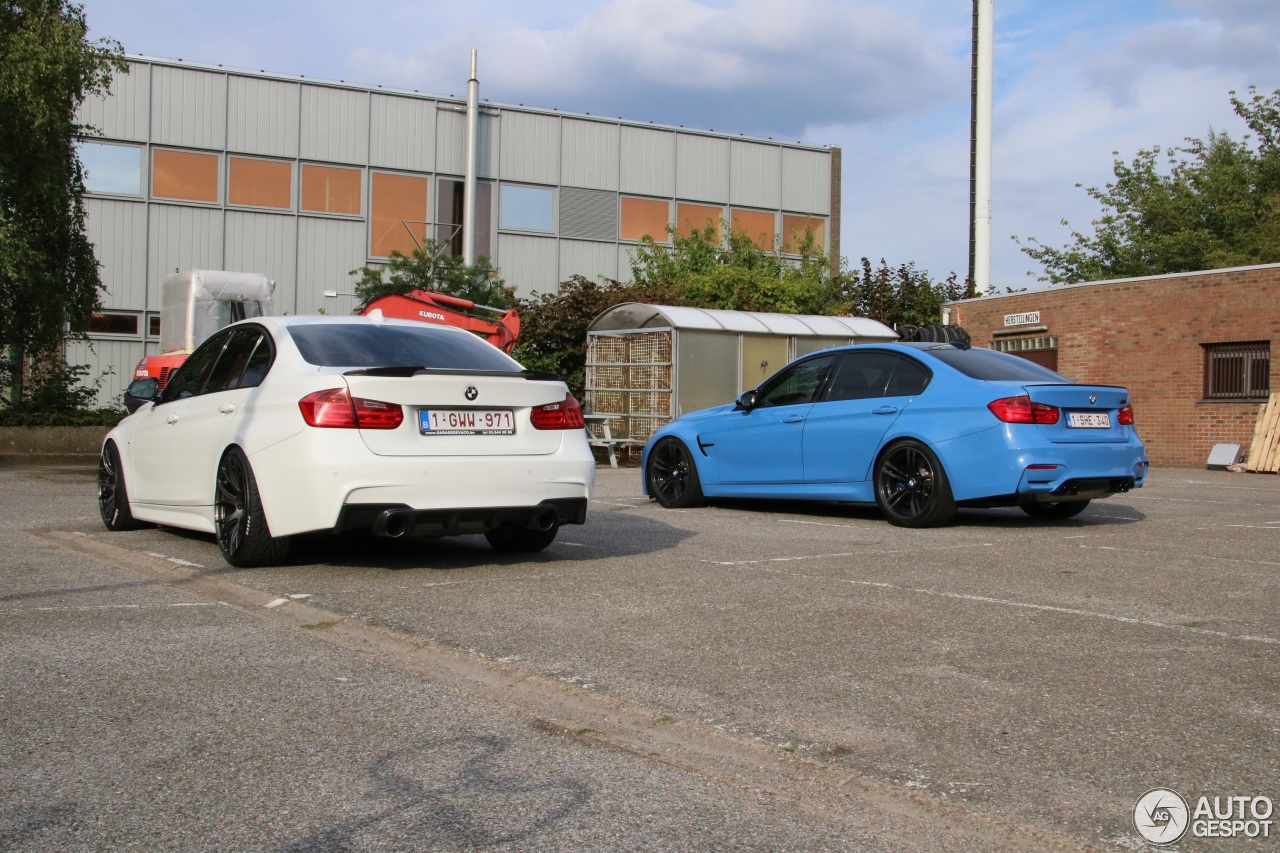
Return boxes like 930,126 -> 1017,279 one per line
946,264 -> 1280,467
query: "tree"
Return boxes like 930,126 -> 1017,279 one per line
1016,87 -> 1280,284
0,1 -> 125,405
350,240 -> 514,309
836,258 -> 973,327
629,223 -> 838,314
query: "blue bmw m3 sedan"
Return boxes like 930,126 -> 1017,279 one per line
642,340 -> 1148,527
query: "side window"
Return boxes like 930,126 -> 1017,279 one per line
204,328 -> 268,394
885,356 -> 930,397
825,351 -> 931,402
158,331 -> 231,403
238,334 -> 274,388
756,355 -> 836,408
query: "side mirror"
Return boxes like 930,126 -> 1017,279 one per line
123,377 -> 158,414
735,389 -> 758,410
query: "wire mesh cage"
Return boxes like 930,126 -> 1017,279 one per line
586,331 -> 674,444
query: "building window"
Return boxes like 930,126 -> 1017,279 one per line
147,313 -> 161,338
676,202 -> 722,241
782,215 -> 825,254
731,208 -> 776,251
436,178 -> 493,258
499,184 -> 554,232
86,312 -> 140,336
1204,341 -> 1270,400
228,156 -> 292,209
300,164 -> 361,215
370,172 -> 428,258
152,149 -> 219,202
78,141 -> 142,196
621,197 -> 670,242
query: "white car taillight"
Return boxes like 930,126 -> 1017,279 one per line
299,388 -> 403,430
531,393 -> 585,430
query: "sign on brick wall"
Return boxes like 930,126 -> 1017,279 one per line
1004,311 -> 1040,326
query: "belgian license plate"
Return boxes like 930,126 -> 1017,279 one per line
1067,411 -> 1111,429
420,408 -> 514,435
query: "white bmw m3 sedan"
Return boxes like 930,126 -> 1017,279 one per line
98,314 -> 596,567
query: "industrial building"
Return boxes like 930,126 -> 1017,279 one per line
70,55 -> 841,404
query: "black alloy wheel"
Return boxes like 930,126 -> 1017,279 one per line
874,440 -> 956,528
646,438 -> 704,509
214,447 -> 291,568
98,441 -> 141,531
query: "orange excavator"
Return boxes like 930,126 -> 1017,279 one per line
131,270 -> 520,391
358,288 -> 520,354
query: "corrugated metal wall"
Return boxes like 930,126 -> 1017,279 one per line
500,111 -> 560,184
73,57 -> 836,405
561,119 -> 620,191
371,94 -> 436,172
86,199 -> 147,309
227,76 -> 300,158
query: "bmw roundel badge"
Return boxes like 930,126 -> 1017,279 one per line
465,386 -> 479,401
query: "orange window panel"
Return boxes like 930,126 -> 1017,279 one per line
731,209 -> 776,251
620,197 -> 670,242
229,157 -> 292,209
152,149 -> 219,202
370,172 -> 428,257
301,164 -> 362,215
676,203 -> 723,241
782,215 -> 825,254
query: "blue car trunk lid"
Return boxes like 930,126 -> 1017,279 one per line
1024,383 -> 1133,443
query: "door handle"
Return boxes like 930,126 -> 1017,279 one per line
166,414 -> 180,424
218,403 -> 237,414
873,405 -> 899,415
782,415 -> 805,424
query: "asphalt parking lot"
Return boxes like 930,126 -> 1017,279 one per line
2,463 -> 1278,851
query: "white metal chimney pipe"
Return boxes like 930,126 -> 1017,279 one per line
973,0 -> 993,292
463,50 -> 479,266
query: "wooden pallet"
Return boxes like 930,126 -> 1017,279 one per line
1246,393 -> 1280,473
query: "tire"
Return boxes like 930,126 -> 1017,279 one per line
874,440 -> 956,528
646,438 -> 705,509
98,441 -> 142,531
1020,499 -> 1090,520
485,524 -> 559,553
214,447 -> 291,568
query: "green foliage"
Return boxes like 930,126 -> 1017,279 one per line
351,241 -> 515,308
836,258 -> 973,327
629,223 -> 837,314
513,275 -> 682,399
0,359 -> 123,425
1017,86 -> 1280,284
1,0 -> 126,404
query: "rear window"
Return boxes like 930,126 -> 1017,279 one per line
286,323 -> 522,371
922,345 -> 1069,382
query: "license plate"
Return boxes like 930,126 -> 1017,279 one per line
419,408 -> 514,435
1067,411 -> 1111,429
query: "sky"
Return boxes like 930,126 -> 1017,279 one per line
78,0 -> 1280,291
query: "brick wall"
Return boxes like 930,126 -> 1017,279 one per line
947,265 -> 1280,467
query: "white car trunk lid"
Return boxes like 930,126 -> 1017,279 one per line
343,372 -> 570,457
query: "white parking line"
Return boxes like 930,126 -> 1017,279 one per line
1,602 -> 220,614
829,578 -> 1280,646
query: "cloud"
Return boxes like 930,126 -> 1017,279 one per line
346,0 -> 966,138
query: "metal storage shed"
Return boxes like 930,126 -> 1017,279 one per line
585,303 -> 898,449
